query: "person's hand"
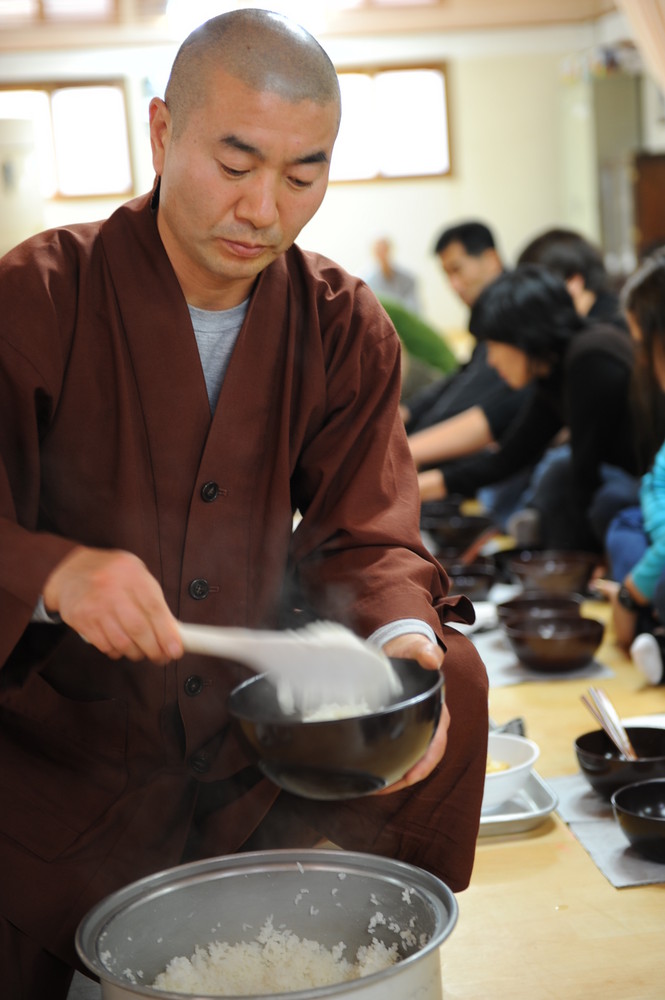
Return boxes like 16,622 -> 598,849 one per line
43,545 -> 184,664
417,468 -> 446,501
590,577 -> 638,652
373,632 -> 449,795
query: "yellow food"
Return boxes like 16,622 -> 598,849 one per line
486,755 -> 510,774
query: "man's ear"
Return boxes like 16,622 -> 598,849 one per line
148,97 -> 171,175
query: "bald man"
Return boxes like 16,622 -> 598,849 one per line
0,11 -> 488,996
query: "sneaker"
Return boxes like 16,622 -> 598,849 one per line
506,508 -> 542,548
629,632 -> 665,685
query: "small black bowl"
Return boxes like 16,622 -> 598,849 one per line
423,513 -> 498,553
575,727 -> 665,799
611,778 -> 665,862
503,615 -> 604,673
446,562 -> 498,601
228,658 -> 443,801
496,591 -> 584,624
507,549 -> 599,594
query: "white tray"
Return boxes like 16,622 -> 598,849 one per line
478,770 -> 559,837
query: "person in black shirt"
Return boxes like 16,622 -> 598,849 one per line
418,265 -> 639,552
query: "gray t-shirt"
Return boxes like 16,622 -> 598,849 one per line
188,299 -> 249,412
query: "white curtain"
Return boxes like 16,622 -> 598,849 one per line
616,0 -> 665,92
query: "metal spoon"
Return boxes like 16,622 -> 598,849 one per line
581,687 -> 638,760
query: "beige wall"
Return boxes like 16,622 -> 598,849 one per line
0,13 -> 646,336
300,49 -> 568,333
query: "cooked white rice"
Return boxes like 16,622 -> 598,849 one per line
151,917 -> 399,995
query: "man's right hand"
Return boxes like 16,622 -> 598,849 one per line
42,546 -> 184,664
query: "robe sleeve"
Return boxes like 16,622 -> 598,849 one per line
0,237 -> 81,666
287,279 -> 472,640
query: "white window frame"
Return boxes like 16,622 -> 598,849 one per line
331,62 -> 451,184
0,79 -> 134,199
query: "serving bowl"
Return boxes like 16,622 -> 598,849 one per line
228,658 -> 443,800
506,550 -> 599,594
482,731 -> 540,812
503,615 -> 604,673
611,779 -> 665,862
76,849 -> 459,1000
496,591 -> 583,624
574,726 -> 665,799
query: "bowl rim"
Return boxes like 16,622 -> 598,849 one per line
228,658 -> 444,727
611,777 -> 665,816
574,726 -> 665,760
502,616 -> 604,637
485,732 -> 540,776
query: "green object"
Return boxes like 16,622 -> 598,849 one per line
379,296 -> 459,376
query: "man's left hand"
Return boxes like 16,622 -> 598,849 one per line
375,632 -> 448,794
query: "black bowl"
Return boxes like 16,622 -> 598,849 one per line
446,562 -> 498,600
611,778 -> 665,862
575,727 -> 665,799
503,615 -> 604,673
228,658 -> 443,800
496,591 -> 584,624
507,549 -> 599,594
422,513 -> 497,553
420,496 -> 465,523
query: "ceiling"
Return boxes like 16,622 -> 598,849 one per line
0,0 -> 621,52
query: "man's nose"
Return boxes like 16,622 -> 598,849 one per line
236,175 -> 279,229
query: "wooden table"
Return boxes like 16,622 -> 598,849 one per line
441,599 -> 665,1000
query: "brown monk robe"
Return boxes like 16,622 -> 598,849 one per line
0,12 -> 488,992
0,191 -> 488,973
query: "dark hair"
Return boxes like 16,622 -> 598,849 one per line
621,253 -> 665,467
516,228 -> 608,294
433,221 -> 496,257
469,264 -> 584,366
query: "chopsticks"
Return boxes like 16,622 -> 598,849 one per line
581,686 -> 638,761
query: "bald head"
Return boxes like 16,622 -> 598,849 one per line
165,9 -> 341,137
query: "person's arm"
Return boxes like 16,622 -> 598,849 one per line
0,236 -> 183,669
42,546 -> 183,663
289,279 -> 473,645
408,405 -> 494,468
440,389 -> 562,499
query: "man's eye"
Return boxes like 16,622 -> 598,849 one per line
220,162 -> 248,178
289,176 -> 314,189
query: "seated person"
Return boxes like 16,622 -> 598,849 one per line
404,220 -> 514,435
417,264 -> 640,552
593,254 -> 665,684
405,221 -> 534,525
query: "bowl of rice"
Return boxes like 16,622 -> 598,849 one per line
227,659 -> 443,800
76,848 -> 458,1000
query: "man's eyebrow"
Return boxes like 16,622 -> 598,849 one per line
219,134 -> 329,166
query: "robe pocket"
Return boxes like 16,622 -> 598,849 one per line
0,670 -> 129,861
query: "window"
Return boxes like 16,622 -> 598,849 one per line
0,83 -> 133,197
0,0 -> 116,22
330,65 -> 450,182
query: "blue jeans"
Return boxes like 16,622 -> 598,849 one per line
606,504 -> 665,628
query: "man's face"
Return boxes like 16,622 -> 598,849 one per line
437,241 -> 500,307
150,69 -> 339,309
486,341 -> 532,389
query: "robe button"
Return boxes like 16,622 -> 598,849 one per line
201,481 -> 219,502
184,675 -> 204,696
190,751 -> 211,774
189,578 -> 209,600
